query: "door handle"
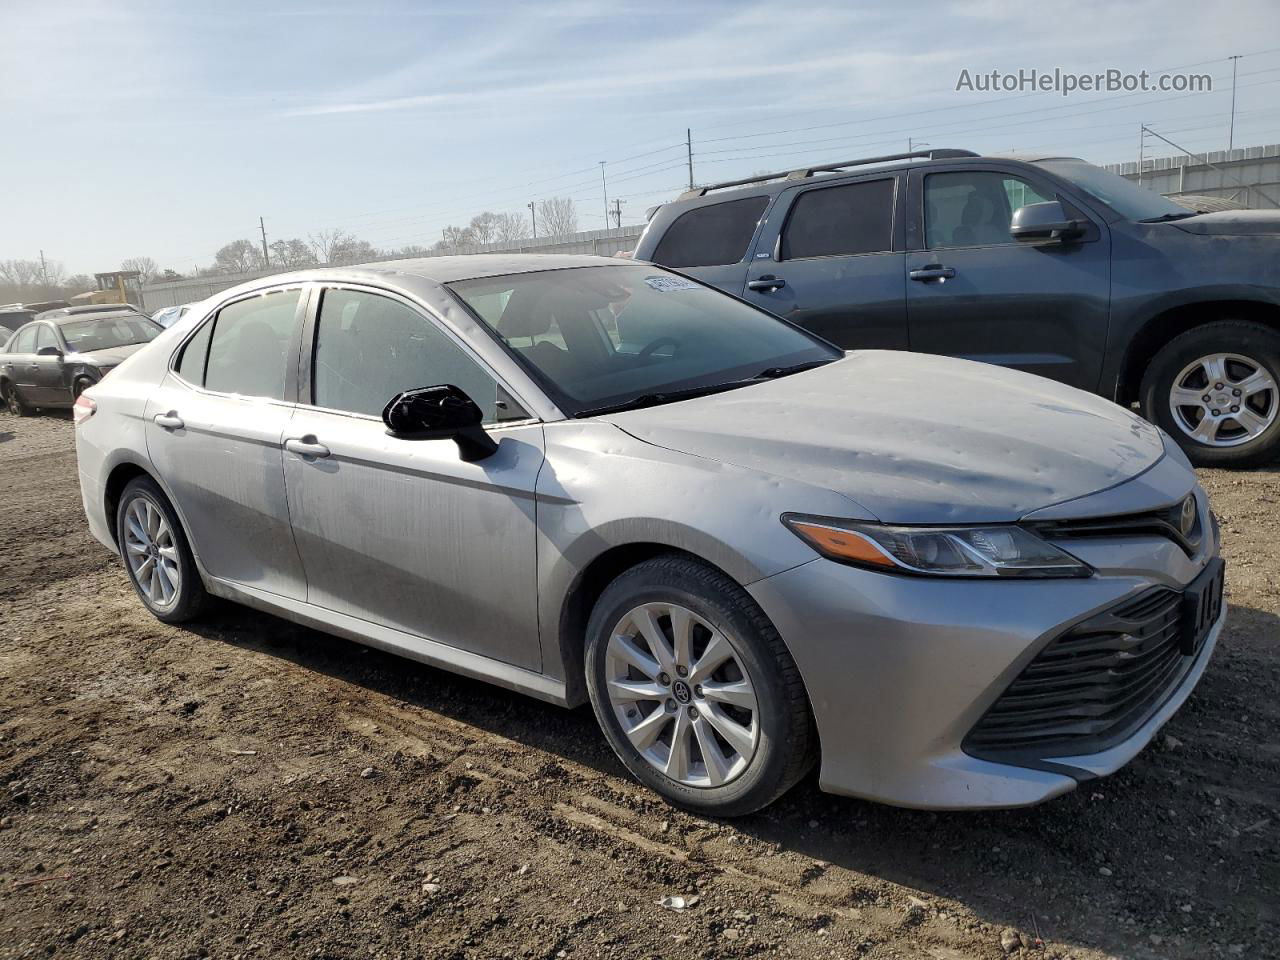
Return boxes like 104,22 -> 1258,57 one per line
909,265 -> 956,282
153,412 -> 185,430
285,436 -> 331,459
747,275 -> 786,291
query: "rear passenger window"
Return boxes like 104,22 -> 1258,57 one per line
204,290 -> 301,400
176,318 -> 214,384
10,326 -> 38,354
652,196 -> 769,268
781,179 -> 895,260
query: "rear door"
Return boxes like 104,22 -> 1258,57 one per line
32,323 -> 67,403
2,325 -> 40,402
904,164 -> 1111,391
741,175 -> 909,350
648,194 -> 771,295
144,286 -> 309,600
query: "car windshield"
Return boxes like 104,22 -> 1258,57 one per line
1035,158 -> 1191,221
60,316 -> 162,352
448,265 -> 839,416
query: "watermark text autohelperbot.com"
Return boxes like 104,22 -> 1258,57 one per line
956,68 -> 1212,96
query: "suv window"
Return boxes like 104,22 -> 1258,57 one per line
10,325 -> 38,354
204,290 -> 301,400
35,324 -> 59,353
312,288 -> 519,423
780,178 -> 895,260
652,196 -> 769,268
925,171 -> 1055,249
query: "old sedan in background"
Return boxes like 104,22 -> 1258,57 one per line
73,255 -> 1224,816
1,310 -> 162,415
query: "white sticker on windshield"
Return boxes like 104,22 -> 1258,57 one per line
644,276 -> 701,292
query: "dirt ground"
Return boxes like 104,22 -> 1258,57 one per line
0,411 -> 1276,960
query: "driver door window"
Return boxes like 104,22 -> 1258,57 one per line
312,288 -> 525,423
925,172 -> 1054,249
35,324 -> 59,353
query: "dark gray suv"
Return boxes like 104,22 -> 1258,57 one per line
634,149 -> 1280,466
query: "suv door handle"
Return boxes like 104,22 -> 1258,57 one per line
285,436 -> 331,459
909,265 -> 956,282
153,412 -> 185,430
747,275 -> 786,291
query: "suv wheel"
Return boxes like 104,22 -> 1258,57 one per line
116,476 -> 209,623
584,555 -> 815,816
1140,321 -> 1280,467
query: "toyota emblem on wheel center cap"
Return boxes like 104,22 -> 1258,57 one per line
672,680 -> 693,704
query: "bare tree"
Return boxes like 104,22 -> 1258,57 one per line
440,225 -> 476,253
329,237 -> 380,265
120,256 -> 158,285
308,228 -> 354,264
213,239 -> 264,275
537,197 -> 577,238
494,211 -> 531,244
0,259 -> 45,288
393,245 -> 432,258
468,212 -> 501,246
268,238 -> 317,269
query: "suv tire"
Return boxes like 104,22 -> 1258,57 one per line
585,554 -> 816,816
1140,321 -> 1280,467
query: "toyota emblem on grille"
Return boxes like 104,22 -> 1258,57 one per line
1180,495 -> 1197,538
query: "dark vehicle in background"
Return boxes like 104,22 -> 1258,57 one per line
0,310 -> 161,416
635,149 -> 1280,466
0,306 -> 36,340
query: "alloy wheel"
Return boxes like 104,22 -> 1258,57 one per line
122,496 -> 182,608
1169,352 -> 1277,447
5,385 -> 20,415
604,601 -> 759,788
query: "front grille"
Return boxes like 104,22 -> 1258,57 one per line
1025,498 -> 1203,557
964,587 -> 1200,762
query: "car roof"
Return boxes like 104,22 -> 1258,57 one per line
50,310 -> 151,325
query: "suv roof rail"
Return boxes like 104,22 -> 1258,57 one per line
676,148 -> 981,200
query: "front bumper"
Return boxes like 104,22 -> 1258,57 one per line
748,527 -> 1222,810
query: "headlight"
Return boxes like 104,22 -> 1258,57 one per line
782,514 -> 1092,579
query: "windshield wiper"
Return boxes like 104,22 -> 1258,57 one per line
1139,212 -> 1197,223
574,379 -> 760,418
753,358 -> 837,379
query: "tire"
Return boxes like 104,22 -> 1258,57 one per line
584,554 -> 816,817
3,381 -> 31,417
1140,321 -> 1280,467
116,476 -> 209,623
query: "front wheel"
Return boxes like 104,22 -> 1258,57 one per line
585,555 -> 816,816
116,476 -> 209,623
1140,321 -> 1280,467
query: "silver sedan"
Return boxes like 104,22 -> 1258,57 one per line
73,255 -> 1225,815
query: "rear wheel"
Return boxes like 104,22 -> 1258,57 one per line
116,476 -> 209,623
1140,321 -> 1280,467
3,381 -> 31,416
585,555 -> 815,816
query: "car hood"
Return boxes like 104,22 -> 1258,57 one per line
69,343 -> 148,367
604,351 -> 1165,524
1171,210 -> 1280,236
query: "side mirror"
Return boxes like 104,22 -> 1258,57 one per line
1010,201 -> 1084,243
37,345 -> 63,358
381,384 -> 498,462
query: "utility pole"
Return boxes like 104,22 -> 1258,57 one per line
259,216 -> 270,268
38,249 -> 48,290
528,201 -> 537,239
1228,54 -> 1241,152
686,128 -> 694,190
611,198 -> 625,229
1137,123 -> 1145,186
599,161 -> 609,229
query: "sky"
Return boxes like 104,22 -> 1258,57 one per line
3,0 -> 1280,277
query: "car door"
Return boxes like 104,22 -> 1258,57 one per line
741,175 -> 909,350
904,165 -> 1111,391
32,323 -> 67,403
143,286 -> 309,600
282,284 -> 545,671
3,324 -> 40,402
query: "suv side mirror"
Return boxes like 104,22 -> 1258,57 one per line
381,384 -> 498,462
1010,201 -> 1084,243
36,345 -> 63,358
